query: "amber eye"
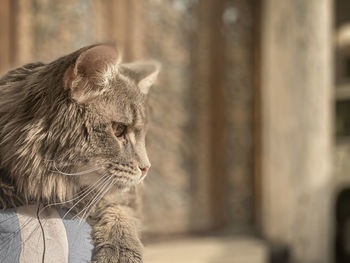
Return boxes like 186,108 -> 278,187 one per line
112,122 -> 127,137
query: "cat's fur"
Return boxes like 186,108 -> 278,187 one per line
0,44 -> 159,262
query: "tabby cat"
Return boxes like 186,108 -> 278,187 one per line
0,44 -> 159,262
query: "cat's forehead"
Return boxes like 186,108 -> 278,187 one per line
117,103 -> 146,127
104,102 -> 147,127
96,80 -> 147,126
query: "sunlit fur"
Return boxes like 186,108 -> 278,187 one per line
0,45 -> 158,262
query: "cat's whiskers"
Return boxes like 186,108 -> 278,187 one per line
38,173 -> 109,216
51,162 -> 102,176
74,177 -> 112,221
44,159 -> 102,176
44,158 -> 82,167
72,173 -> 109,197
62,175 -> 111,220
77,178 -> 115,223
82,178 -> 116,220
83,179 -> 115,221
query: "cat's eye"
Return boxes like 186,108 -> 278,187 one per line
112,122 -> 127,137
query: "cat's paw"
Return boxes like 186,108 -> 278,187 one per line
118,247 -> 142,263
92,246 -> 119,263
92,246 -> 142,263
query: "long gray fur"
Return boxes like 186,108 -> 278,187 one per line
0,44 -> 160,263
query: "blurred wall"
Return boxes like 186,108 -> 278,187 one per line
0,0 -> 257,236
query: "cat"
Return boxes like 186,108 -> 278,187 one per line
0,44 -> 160,262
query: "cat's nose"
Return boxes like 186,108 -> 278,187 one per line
140,166 -> 150,177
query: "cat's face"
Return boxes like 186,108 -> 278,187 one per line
64,45 -> 159,189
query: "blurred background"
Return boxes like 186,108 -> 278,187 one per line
0,0 -> 348,262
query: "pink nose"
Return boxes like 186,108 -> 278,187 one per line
140,166 -> 149,177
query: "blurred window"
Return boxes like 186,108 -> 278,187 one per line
335,0 -> 350,138
336,100 -> 350,137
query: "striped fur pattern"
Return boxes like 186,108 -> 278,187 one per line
0,45 -> 159,262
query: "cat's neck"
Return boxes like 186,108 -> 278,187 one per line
0,164 -> 80,208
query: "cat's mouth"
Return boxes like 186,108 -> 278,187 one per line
75,162 -> 146,189
138,167 -> 149,183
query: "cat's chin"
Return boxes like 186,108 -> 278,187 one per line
114,173 -> 143,189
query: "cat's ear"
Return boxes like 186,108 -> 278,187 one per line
64,45 -> 120,103
121,61 -> 160,94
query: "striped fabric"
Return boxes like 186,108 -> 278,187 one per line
0,205 -> 93,263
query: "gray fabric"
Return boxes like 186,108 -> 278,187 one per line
57,209 -> 93,263
0,207 -> 93,263
0,208 -> 21,263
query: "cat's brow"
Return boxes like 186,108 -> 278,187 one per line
133,116 -> 145,127
133,123 -> 145,129
115,117 -> 132,125
114,117 -> 144,127
130,104 -> 145,128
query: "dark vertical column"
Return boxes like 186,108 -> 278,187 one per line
194,0 -> 227,231
222,0 -> 256,232
252,0 -> 263,233
196,0 -> 256,231
207,0 -> 226,229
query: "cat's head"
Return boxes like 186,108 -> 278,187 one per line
62,45 -> 160,189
